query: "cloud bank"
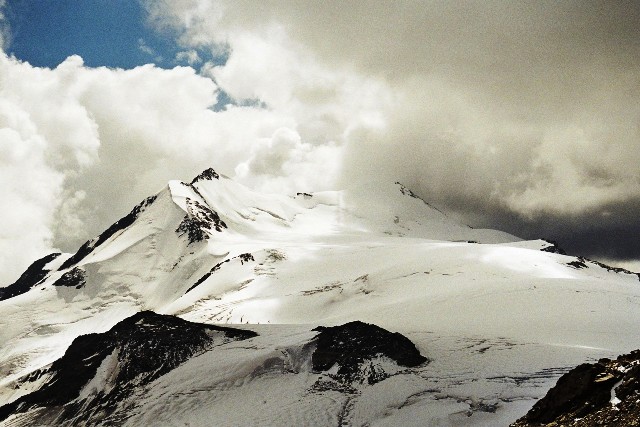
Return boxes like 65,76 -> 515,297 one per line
0,53 -> 343,283
1,1 -> 639,282
144,0 -> 640,259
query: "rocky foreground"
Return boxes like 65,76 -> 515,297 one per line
512,350 -> 640,426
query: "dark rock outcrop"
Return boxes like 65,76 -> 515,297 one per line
311,321 -> 428,385
540,239 -> 567,255
53,267 -> 86,289
59,195 -> 157,270
0,311 -> 257,425
567,259 -> 589,269
0,252 -> 61,301
512,350 -> 640,426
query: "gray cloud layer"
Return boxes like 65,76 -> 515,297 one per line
145,0 -> 640,261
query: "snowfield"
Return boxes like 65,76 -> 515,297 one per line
1,169 -> 639,426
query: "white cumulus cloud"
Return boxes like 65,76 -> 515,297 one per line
0,51 -> 344,283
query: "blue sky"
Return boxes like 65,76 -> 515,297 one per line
5,0 -> 198,69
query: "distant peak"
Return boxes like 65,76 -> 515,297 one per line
395,182 -> 420,199
191,168 -> 220,184
394,182 -> 447,216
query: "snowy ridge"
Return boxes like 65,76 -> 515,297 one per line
1,168 -> 640,426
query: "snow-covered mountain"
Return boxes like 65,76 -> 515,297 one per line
1,168 -> 639,426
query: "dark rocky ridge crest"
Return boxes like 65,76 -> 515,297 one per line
0,311 -> 257,425
539,240 -> 639,280
311,321 -> 428,385
0,252 -> 61,301
59,195 -> 158,271
186,252 -> 254,294
395,181 -> 447,216
565,256 -> 640,281
512,350 -> 640,426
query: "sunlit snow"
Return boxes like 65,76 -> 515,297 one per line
1,174 -> 639,426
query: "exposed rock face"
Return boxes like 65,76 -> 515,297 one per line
59,195 -> 157,270
0,253 -> 61,301
175,197 -> 227,244
512,350 -> 640,426
0,311 -> 257,426
311,321 -> 428,385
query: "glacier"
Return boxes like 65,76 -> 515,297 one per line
1,168 -> 639,426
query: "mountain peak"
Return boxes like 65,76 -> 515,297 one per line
190,167 -> 220,184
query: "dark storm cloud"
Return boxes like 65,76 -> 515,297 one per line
460,198 -> 640,262
312,1 -> 640,261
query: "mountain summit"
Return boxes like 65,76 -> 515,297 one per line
1,168 -> 639,426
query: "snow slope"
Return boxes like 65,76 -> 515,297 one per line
1,168 -> 639,426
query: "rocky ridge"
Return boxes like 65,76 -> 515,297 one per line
0,311 -> 257,426
512,350 -> 640,426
